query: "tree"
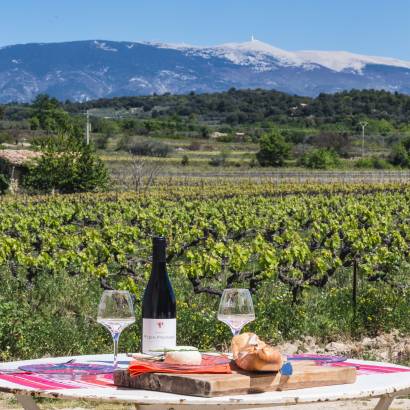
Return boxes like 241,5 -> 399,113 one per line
29,116 -> 40,130
299,148 -> 340,169
209,150 -> 230,167
281,129 -> 307,145
31,94 -> 72,133
23,134 -> 109,194
256,130 -> 291,167
0,105 -> 5,120
181,155 -> 189,166
389,138 -> 410,167
312,132 -> 352,157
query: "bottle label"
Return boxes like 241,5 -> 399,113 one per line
142,318 -> 176,354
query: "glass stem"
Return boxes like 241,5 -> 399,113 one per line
232,327 -> 242,336
112,331 -> 120,368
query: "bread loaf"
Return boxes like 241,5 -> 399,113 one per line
231,333 -> 283,372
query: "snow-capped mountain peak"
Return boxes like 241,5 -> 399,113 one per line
218,39 -> 288,55
296,50 -> 410,72
167,39 -> 410,73
139,39 -> 410,73
0,39 -> 410,103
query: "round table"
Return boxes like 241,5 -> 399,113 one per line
0,354 -> 409,410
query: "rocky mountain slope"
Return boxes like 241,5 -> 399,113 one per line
1,39 -> 410,102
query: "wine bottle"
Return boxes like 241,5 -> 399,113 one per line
142,236 -> 176,354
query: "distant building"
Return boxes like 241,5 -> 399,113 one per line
0,149 -> 42,193
210,131 -> 228,139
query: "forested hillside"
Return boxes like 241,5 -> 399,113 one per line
2,89 -> 410,128
60,89 -> 410,126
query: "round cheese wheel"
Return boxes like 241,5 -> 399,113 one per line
164,347 -> 202,365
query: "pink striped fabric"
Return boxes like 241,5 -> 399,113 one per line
0,359 -> 409,391
331,361 -> 410,375
0,372 -> 113,390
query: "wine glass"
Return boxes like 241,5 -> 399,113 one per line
97,290 -> 135,368
217,288 -> 255,336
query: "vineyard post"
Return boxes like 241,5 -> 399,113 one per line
359,121 -> 368,157
352,259 -> 358,318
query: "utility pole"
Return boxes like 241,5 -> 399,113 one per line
85,110 -> 90,145
359,121 -> 368,157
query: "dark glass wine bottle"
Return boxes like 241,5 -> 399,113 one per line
142,236 -> 176,354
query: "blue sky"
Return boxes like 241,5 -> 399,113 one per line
1,0 -> 409,59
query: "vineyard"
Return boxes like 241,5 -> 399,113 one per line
0,181 -> 409,360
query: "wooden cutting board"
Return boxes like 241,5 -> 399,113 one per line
114,361 -> 357,397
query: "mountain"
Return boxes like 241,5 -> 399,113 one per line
1,39 -> 410,103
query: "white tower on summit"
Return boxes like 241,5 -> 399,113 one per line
251,35 -> 255,42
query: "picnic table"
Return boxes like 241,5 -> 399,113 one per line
0,353 -> 409,410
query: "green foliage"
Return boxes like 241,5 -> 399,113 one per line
216,133 -> 235,143
23,134 -> 109,194
0,183 -> 409,358
128,140 -> 173,157
63,89 -> 410,129
91,118 -> 121,149
29,116 -> 40,130
92,117 -> 120,138
355,157 -> 393,169
31,94 -> 69,131
209,150 -> 230,167
0,268 -> 112,360
365,118 -> 395,136
30,94 -> 82,136
181,155 -> 189,166
281,129 -> 309,144
0,173 -> 9,194
0,132 -> 12,144
389,144 -> 409,167
299,148 -> 340,169
311,132 -> 351,157
256,130 -> 291,166
389,137 -> 410,167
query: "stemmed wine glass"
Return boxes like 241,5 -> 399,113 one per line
217,288 -> 255,336
97,290 -> 135,368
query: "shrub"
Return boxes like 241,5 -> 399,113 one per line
217,134 -> 235,143
93,133 -> 110,149
389,143 -> 409,167
311,132 -> 352,157
299,148 -> 340,169
181,155 -> 189,166
209,150 -> 230,167
23,134 -> 109,194
355,157 -> 393,169
281,129 -> 307,145
249,158 -> 257,168
256,130 -> 291,167
129,140 -> 173,157
0,267 -> 120,361
209,157 -> 225,167
0,132 -> 12,144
